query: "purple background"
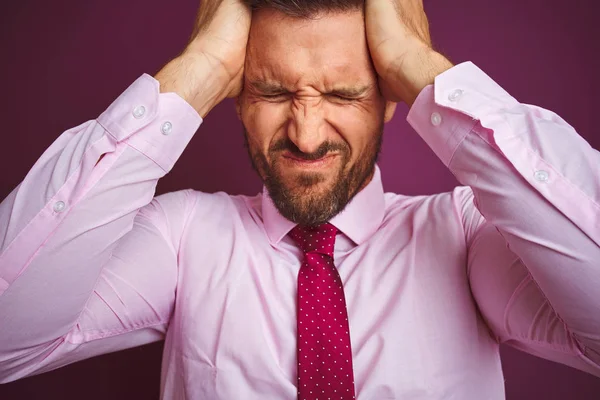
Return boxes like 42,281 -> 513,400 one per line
1,0 -> 599,398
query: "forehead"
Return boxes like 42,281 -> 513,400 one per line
246,9 -> 375,88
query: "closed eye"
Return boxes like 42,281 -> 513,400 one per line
261,93 -> 355,102
261,93 -> 289,101
328,94 -> 354,102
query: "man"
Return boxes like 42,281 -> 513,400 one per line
0,0 -> 598,399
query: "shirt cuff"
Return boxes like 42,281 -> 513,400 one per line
97,74 -> 203,172
406,61 -> 519,166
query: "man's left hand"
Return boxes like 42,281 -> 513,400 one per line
365,0 -> 454,105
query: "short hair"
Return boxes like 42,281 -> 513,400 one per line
243,0 -> 364,19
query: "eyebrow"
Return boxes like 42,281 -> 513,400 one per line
249,80 -> 371,98
250,81 -> 287,95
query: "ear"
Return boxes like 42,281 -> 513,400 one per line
383,100 -> 397,123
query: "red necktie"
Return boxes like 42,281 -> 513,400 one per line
289,223 -> 356,400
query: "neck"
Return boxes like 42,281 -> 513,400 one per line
354,166 -> 376,196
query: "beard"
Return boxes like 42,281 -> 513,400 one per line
243,123 -> 383,227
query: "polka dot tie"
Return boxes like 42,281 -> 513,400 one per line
289,223 -> 356,400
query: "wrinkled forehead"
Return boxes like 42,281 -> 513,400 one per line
246,8 -> 376,87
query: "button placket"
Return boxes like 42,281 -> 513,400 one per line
53,201 -> 66,213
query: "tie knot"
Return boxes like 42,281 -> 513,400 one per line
289,223 -> 337,257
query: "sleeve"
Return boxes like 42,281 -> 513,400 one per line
407,62 -> 600,376
0,74 -> 202,382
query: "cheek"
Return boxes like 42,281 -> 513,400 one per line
328,106 -> 381,158
243,102 -> 288,153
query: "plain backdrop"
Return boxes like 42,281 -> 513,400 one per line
0,0 -> 599,398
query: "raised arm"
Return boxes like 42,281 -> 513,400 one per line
0,0 -> 250,383
409,61 -> 600,376
365,0 -> 600,377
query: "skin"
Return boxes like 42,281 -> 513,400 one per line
154,0 -> 454,224
234,9 -> 396,225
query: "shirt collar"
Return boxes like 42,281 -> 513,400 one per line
261,165 -> 385,246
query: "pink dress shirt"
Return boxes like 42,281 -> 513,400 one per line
0,62 -> 599,399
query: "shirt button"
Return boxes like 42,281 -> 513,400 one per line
448,89 -> 463,102
53,201 -> 66,213
534,170 -> 549,182
161,121 -> 173,135
132,105 -> 146,119
431,112 -> 442,126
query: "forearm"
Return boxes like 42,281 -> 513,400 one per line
0,0 -> 246,381
154,50 -> 233,118
407,63 -> 600,362
387,41 -> 454,106
0,75 -> 200,380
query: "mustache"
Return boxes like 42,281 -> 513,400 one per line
269,138 -> 348,161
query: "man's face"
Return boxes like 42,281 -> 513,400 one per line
236,9 -> 396,226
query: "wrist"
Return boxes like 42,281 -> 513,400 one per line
389,42 -> 454,106
154,52 -> 232,118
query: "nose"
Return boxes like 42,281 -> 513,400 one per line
287,99 -> 327,154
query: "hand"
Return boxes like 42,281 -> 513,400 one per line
365,0 -> 453,105
186,0 -> 252,98
155,0 -> 251,116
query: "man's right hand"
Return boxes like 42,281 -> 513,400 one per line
154,0 -> 251,118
